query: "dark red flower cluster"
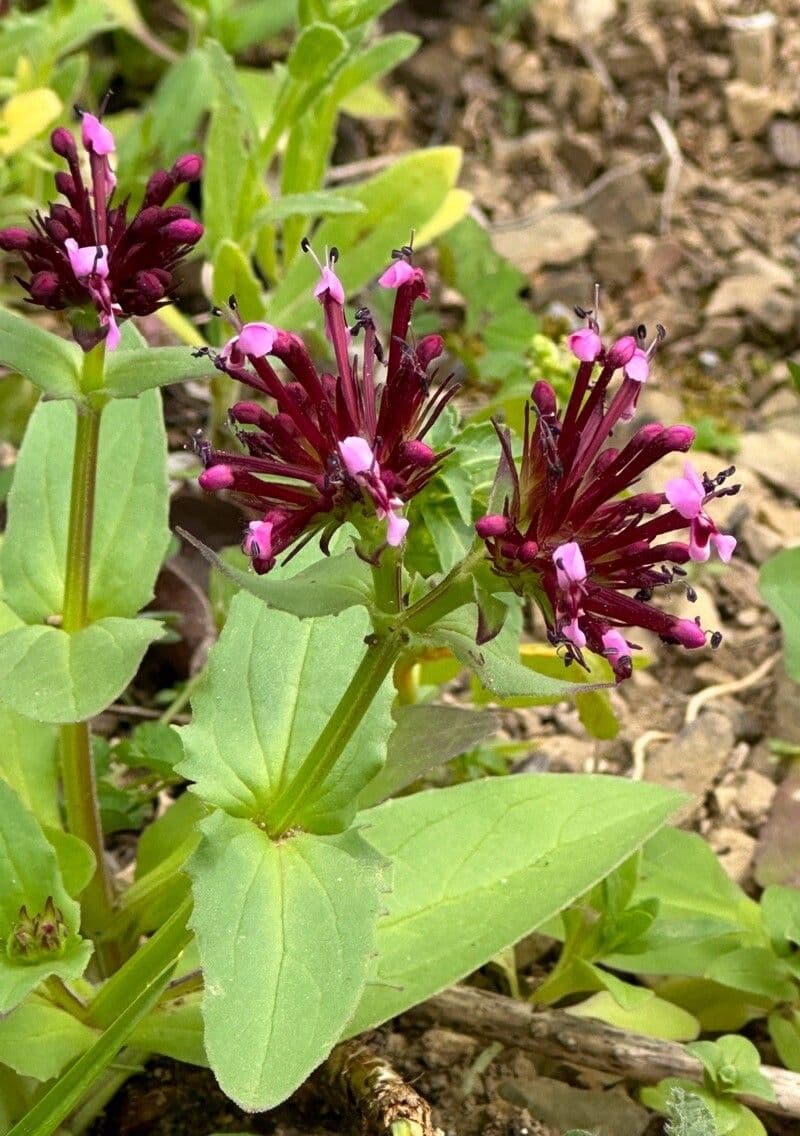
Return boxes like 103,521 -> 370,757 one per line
0,112 -> 202,350
195,244 -> 458,572
476,303 -> 739,681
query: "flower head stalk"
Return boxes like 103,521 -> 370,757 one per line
196,243 -> 457,571
476,298 -> 739,681
0,109 -> 203,351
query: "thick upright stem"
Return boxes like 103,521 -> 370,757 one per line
266,632 -> 401,836
60,346 -> 117,972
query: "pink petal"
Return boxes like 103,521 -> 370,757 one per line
243,520 -> 274,561
104,312 -> 121,351
567,327 -> 602,363
563,617 -> 586,649
237,322 -> 278,358
314,265 -> 345,305
65,238 -> 109,279
602,629 -> 629,659
673,618 -> 707,648
339,436 -> 375,477
553,540 -> 587,586
81,113 -> 115,155
378,260 -> 415,289
688,519 -> 712,562
385,510 -> 409,546
712,532 -> 737,563
664,467 -> 704,519
607,335 -> 637,367
624,348 -> 650,383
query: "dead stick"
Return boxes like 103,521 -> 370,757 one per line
322,1040 -> 444,1136
406,986 -> 800,1122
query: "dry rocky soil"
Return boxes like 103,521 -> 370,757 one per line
92,0 -> 800,1132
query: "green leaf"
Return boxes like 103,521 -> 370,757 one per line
6,941 -> 179,1136
1,390 -> 170,623
416,603 -> 588,701
0,997 -> 97,1081
0,781 -> 92,1014
130,993 -> 207,1067
0,309 -> 82,399
177,592 -> 393,832
211,239 -> 266,322
0,617 -> 165,724
358,703 -> 501,809
567,989 -> 700,1041
705,947 -> 796,1003
688,1036 -> 775,1102
188,811 -> 386,1110
181,529 -> 373,618
759,548 -> 800,682
269,147 -> 463,327
113,721 -> 184,779
643,1081 -> 748,1136
347,772 -> 683,1034
788,360 -> 800,394
251,191 -> 367,224
103,347 -> 214,398
760,884 -> 800,949
136,792 -> 207,880
44,828 -> 95,899
0,708 -> 60,828
768,1010 -> 800,1073
287,22 -> 348,82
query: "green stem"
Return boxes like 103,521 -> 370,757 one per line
371,545 -> 401,617
87,896 -> 193,1030
266,631 -> 402,836
59,359 -> 118,972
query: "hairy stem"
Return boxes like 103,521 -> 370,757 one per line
59,354 -> 118,972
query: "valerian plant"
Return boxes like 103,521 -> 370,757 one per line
0,112 -> 744,1134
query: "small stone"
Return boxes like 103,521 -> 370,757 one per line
739,428 -> 800,499
736,606 -> 762,628
769,119 -> 800,169
698,349 -> 721,369
645,710 -> 735,818
534,0 -> 618,41
725,80 -> 792,140
420,1028 -> 477,1068
491,212 -> 597,275
558,131 -> 604,183
710,825 -> 757,884
584,171 -> 659,239
733,768 -> 777,825
726,11 -> 777,86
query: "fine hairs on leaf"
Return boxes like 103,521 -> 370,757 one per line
665,1087 -> 719,1136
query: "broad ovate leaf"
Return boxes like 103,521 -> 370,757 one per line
0,618 -> 164,724
188,811 -> 386,1109
347,773 -> 683,1034
0,707 -> 59,828
177,592 -> 393,832
0,308 -> 81,399
760,548 -> 800,682
0,997 -> 97,1081
1,389 -> 170,623
0,782 -> 92,1013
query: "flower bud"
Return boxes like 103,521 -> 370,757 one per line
475,514 -> 511,538
0,227 -> 31,251
50,127 -> 77,160
398,439 -> 436,467
164,219 -> 203,244
199,464 -> 235,491
171,153 -> 203,182
606,335 -> 637,367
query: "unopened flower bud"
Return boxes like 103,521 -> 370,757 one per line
164,219 -> 203,244
171,153 -> 203,182
199,465 -> 235,491
398,439 -> 436,467
475,514 -> 510,538
606,335 -> 637,367
0,227 -> 31,251
50,127 -> 77,160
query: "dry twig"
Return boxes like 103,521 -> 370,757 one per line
407,986 -> 800,1122
322,1040 -> 444,1136
649,110 -> 684,235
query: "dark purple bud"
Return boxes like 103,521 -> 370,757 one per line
415,334 -> 444,369
532,381 -> 557,418
399,439 -> 436,467
44,218 -> 71,244
134,271 -> 167,303
476,514 -> 511,538
165,219 -> 203,244
171,153 -> 203,182
142,170 -> 173,207
28,271 -> 63,305
0,227 -> 31,251
662,424 -> 696,451
54,172 -> 76,199
50,127 -> 77,160
230,401 -> 266,426
517,540 -> 540,563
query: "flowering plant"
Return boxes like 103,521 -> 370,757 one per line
0,110 -> 740,1136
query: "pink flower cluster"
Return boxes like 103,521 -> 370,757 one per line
476,304 -> 739,681
196,245 -> 457,571
0,111 -> 202,350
